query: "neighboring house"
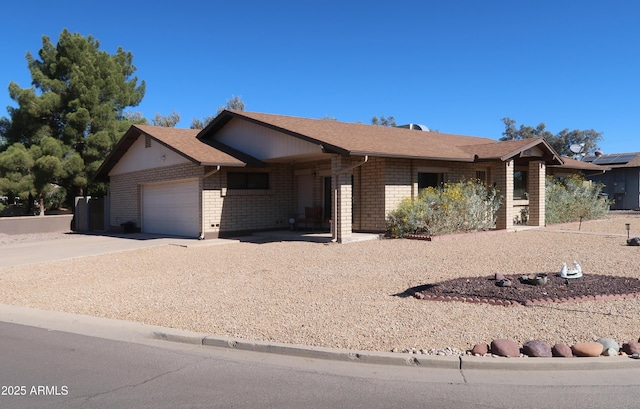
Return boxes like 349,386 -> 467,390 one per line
94,110 -> 600,242
583,152 -> 640,210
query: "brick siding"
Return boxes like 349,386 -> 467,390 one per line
202,164 -> 292,237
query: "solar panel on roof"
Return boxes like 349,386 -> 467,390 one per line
616,154 -> 638,163
591,153 -> 639,165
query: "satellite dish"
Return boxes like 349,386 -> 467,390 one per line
569,144 -> 585,154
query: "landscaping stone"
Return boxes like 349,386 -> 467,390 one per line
522,340 -> 552,357
552,343 -> 573,357
604,348 -> 618,356
471,343 -> 489,355
571,342 -> 604,357
622,342 -> 640,355
490,339 -> 520,357
596,337 -> 620,355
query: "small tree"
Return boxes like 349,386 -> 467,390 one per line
216,95 -> 245,115
152,111 -> 180,127
190,116 -> 216,130
371,115 -> 396,127
0,138 -> 82,215
500,117 -> 602,157
190,96 -> 246,129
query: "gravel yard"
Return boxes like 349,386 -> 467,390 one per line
1,212 -> 639,353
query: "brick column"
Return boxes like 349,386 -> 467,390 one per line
527,160 -> 546,226
331,155 -> 353,243
495,160 -> 514,230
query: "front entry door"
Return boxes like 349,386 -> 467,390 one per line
297,174 -> 313,217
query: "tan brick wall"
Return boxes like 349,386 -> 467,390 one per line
109,163 -> 203,230
353,158 -> 503,233
356,157 -> 386,231
202,165 -> 293,236
110,155 -> 528,237
110,163 -> 293,236
331,155 -> 354,242
384,159 -> 413,217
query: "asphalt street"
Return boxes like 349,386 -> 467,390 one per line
1,306 -> 640,409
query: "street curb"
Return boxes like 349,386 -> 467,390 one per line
152,331 -> 460,369
460,355 -> 640,370
151,331 -> 640,371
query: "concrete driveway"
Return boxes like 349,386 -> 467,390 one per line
0,233 -> 238,268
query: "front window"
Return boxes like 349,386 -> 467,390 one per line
227,172 -> 269,189
514,170 -> 528,199
418,172 -> 444,190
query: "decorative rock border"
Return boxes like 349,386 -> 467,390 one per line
404,229 -> 509,242
411,291 -> 640,306
463,337 -> 640,359
408,273 -> 640,307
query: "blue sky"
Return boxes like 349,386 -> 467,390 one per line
1,0 -> 638,154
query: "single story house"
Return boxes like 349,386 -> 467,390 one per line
94,110 -> 602,242
583,152 -> 640,210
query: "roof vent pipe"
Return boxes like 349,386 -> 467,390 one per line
397,123 -> 430,131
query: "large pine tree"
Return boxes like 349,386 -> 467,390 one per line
0,29 -> 145,213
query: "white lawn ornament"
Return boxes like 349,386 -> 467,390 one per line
560,261 -> 583,279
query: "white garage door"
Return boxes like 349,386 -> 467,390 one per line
142,179 -> 200,237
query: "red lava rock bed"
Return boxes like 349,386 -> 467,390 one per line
408,273 -> 640,306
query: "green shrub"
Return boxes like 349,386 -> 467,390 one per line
45,185 -> 67,210
545,175 -> 610,224
386,180 -> 503,237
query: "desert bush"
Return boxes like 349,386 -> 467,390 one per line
45,185 -> 67,210
545,175 -> 610,224
386,180 -> 502,237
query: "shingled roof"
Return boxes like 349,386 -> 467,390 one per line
550,156 -> 610,171
202,110 -> 563,163
98,111 -> 611,182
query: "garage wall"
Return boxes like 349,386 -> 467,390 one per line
109,163 -> 202,231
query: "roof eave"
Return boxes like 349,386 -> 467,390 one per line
348,150 -> 477,162
200,162 -> 248,167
